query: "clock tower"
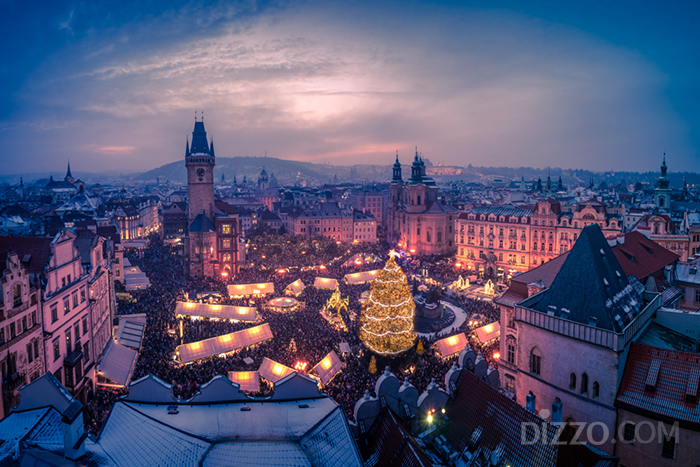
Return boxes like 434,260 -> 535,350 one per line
185,118 -> 216,223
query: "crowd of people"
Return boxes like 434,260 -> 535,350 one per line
83,233 -> 501,433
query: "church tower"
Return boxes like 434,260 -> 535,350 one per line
186,118 -> 216,223
654,154 -> 671,210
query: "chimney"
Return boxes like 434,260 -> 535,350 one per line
526,391 -> 536,413
61,400 -> 87,460
551,397 -> 563,425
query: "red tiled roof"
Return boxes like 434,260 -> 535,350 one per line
612,232 -> 678,281
0,236 -> 52,275
616,343 -> 700,428
511,251 -> 570,288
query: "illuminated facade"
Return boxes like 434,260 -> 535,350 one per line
387,151 -> 457,256
455,199 -> 621,279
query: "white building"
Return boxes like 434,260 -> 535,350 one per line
42,231 -> 94,401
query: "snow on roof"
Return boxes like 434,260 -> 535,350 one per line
99,403 -> 210,467
175,301 -> 257,321
203,442 -> 311,467
124,397 -> 339,441
0,408 -> 52,462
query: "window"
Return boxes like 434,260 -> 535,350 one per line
74,322 -> 81,342
569,373 -> 576,390
63,297 -> 70,314
84,341 -> 90,362
66,330 -> 72,354
222,224 -> 231,234
82,317 -> 88,335
27,342 -> 34,363
593,381 -> 599,398
505,374 -> 515,393
31,311 -> 36,327
507,311 -> 515,328
64,366 -> 74,388
661,435 -> 676,459
53,339 -> 60,361
581,373 -> 588,395
0,328 -> 4,344
507,341 -> 515,364
426,231 -> 431,242
51,305 -> 58,323
10,322 -> 16,339
54,369 -> 62,385
530,348 -> 541,375
22,317 -> 27,332
696,290 -> 700,302
33,341 -> 39,362
622,422 -> 635,442
80,288 -> 86,303
13,284 -> 22,306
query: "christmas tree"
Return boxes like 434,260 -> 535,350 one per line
416,340 -> 424,354
368,356 -> 377,374
359,253 -> 416,355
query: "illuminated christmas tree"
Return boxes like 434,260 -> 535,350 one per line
359,253 -> 416,355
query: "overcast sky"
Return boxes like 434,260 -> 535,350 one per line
1,0 -> 698,176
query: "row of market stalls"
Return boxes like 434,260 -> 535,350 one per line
226,350 -> 344,392
123,258 -> 151,291
97,314 -> 148,388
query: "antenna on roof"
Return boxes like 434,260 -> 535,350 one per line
194,110 -> 197,122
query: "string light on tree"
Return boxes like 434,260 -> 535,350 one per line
359,255 -> 416,355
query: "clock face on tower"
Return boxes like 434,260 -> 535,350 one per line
196,168 -> 205,181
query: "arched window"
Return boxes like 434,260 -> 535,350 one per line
581,373 -> 589,395
426,230 -> 432,243
593,381 -> 599,398
569,373 -> 576,390
437,231 -> 442,243
530,347 -> 541,375
417,195 -> 421,205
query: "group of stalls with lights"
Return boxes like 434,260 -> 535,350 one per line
173,319 -> 344,390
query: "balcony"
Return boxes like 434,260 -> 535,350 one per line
3,372 -> 25,391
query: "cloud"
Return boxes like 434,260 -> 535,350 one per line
3,1 -> 695,174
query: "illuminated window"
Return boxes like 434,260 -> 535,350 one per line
222,224 -> 231,234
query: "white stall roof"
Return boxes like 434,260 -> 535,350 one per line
285,279 -> 306,296
259,357 -> 295,383
227,282 -> 275,297
436,333 -> 468,357
116,320 -> 146,350
314,351 -> 342,385
177,323 -> 273,364
227,371 -> 260,392
314,277 -> 338,290
344,270 -> 379,284
474,321 -> 500,344
98,341 -> 139,387
175,302 -> 257,321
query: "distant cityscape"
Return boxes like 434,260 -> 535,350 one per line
0,117 -> 699,467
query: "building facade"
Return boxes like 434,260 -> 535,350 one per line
388,152 -> 456,256
184,119 -> 240,279
455,199 -> 621,280
0,251 -> 44,419
42,231 -> 93,402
